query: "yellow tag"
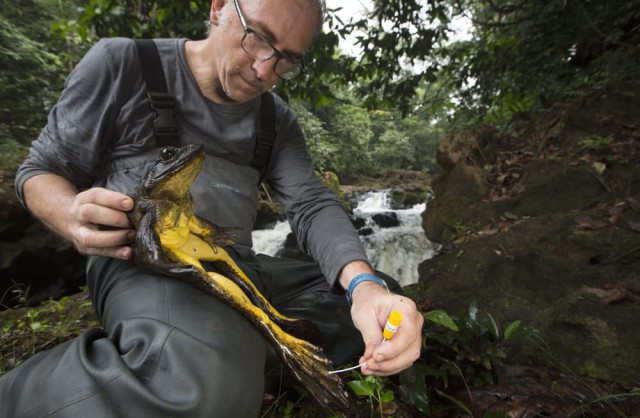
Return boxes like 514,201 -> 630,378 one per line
382,310 -> 403,340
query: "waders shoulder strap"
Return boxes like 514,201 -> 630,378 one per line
134,39 -> 181,148
252,92 -> 276,184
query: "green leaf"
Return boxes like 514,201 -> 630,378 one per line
399,363 -> 431,413
504,320 -> 522,340
484,313 -> 500,339
29,322 -> 43,332
380,390 -> 395,403
481,356 -> 492,370
424,310 -> 459,331
347,380 -> 374,397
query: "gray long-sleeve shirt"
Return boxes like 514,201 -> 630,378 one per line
15,37 -> 368,286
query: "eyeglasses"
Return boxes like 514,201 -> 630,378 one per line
232,0 -> 305,80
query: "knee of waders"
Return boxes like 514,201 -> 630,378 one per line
112,317 -> 267,416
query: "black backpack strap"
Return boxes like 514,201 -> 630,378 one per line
133,39 -> 181,148
251,92 -> 276,184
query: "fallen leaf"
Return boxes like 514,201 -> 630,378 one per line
504,212 -> 519,220
629,220 -> 640,232
574,215 -> 608,230
592,161 -> 607,174
602,287 -> 628,304
582,286 -> 629,304
479,224 -> 499,235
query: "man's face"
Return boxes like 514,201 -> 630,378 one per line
209,0 -> 318,104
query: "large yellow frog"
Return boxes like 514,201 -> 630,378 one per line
127,144 -> 349,412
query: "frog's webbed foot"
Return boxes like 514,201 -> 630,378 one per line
277,336 -> 350,412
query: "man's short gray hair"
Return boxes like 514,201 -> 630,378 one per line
206,0 -> 327,38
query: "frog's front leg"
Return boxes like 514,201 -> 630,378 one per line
188,215 -> 241,248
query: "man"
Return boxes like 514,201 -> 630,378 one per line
0,0 -> 423,416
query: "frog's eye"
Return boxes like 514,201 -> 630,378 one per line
159,147 -> 177,161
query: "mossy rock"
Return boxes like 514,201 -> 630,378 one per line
318,171 -> 349,209
418,208 -> 640,385
254,198 -> 284,230
422,164 -> 491,243
389,187 -> 429,209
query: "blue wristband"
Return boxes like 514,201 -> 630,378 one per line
346,273 -> 389,305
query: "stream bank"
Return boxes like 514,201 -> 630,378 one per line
418,82 -> 640,386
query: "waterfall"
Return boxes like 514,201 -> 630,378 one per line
252,220 -> 292,257
252,190 -> 439,287
352,191 -> 439,286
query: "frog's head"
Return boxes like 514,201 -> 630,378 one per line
140,144 -> 206,200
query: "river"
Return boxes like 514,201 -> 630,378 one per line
252,190 -> 439,286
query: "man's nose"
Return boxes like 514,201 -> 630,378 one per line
251,58 -> 276,81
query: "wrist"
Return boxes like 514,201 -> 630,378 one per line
346,273 -> 389,305
338,260 -> 373,290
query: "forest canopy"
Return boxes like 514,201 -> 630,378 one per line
2,0 -> 639,181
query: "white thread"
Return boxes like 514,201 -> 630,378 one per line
328,338 -> 386,374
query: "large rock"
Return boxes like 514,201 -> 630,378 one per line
0,170 -> 86,307
422,126 -> 495,243
418,83 -> 640,385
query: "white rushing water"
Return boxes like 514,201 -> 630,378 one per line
252,220 -> 292,257
252,190 -> 439,286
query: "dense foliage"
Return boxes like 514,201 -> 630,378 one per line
344,0 -> 640,122
442,0 -> 640,128
0,1 -> 61,149
0,0 -> 86,161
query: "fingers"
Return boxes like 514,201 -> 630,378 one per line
68,188 -> 136,259
362,310 -> 424,376
74,226 -> 136,259
74,187 -> 134,213
75,202 -> 133,229
353,293 -> 424,376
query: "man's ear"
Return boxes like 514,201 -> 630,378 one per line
210,0 -> 227,26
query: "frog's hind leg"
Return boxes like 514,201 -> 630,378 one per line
207,247 -> 321,344
187,215 -> 290,319
168,231 -> 320,343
